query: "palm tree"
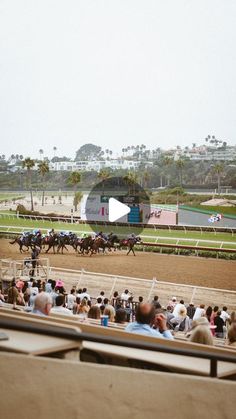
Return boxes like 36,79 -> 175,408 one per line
39,149 -> 44,160
68,171 -> 81,211
22,158 -> 35,211
38,161 -> 49,206
176,159 -> 185,186
163,156 -> 173,186
142,170 -> 150,188
53,146 -> 57,157
98,169 -> 110,194
212,163 -> 224,194
123,172 -> 137,195
73,191 -> 83,212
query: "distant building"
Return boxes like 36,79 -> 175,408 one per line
49,159 -> 152,172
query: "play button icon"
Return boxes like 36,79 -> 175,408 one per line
108,197 -> 131,222
82,175 -> 151,236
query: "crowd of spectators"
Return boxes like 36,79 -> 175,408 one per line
0,278 -> 236,348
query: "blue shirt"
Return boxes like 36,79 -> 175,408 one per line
125,322 -> 173,339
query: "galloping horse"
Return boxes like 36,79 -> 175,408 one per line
42,234 -> 59,254
119,236 -> 142,256
90,237 -> 107,255
10,233 -> 42,253
78,236 -> 94,254
10,235 -> 32,253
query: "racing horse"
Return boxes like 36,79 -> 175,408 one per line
10,233 -> 42,253
119,236 -> 142,256
42,234 -> 59,254
57,233 -> 77,254
10,235 -> 32,253
90,236 -> 107,255
78,236 -> 94,255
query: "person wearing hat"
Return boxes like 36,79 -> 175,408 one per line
168,297 -> 177,309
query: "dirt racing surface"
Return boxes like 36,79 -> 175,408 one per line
0,239 -> 235,291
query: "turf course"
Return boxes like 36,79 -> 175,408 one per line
0,213 -> 235,249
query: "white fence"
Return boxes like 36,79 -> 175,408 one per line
0,258 -> 50,284
0,224 -> 235,250
50,267 -> 236,310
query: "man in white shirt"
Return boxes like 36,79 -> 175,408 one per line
67,289 -> 76,310
193,304 -> 205,321
220,306 -> 230,323
172,300 -> 185,317
121,289 -> 131,301
51,294 -> 73,316
80,287 -> 91,301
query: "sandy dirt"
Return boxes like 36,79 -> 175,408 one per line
0,239 -> 235,290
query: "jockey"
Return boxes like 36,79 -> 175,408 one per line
47,228 -> 55,236
33,228 -> 41,236
127,233 -> 136,240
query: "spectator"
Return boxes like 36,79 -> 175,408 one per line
80,288 -> 91,301
125,303 -> 173,339
29,281 -> 39,307
189,324 -> 213,346
95,297 -> 103,308
88,306 -> 101,319
51,294 -> 73,316
78,298 -> 90,316
97,291 -> 105,302
31,292 -> 52,316
67,289 -> 76,310
152,295 -> 161,309
76,288 -> 83,299
115,308 -> 127,324
50,280 -> 58,306
73,297 -> 81,315
138,296 -> 144,303
172,299 -> 185,317
170,307 -> 191,333
205,306 -> 213,322
220,306 -> 230,324
16,279 -> 24,290
229,311 -> 236,325
104,307 -> 115,322
45,279 -> 53,293
31,246 -> 40,277
186,303 -> 196,320
168,297 -> 177,308
121,289 -> 131,301
17,288 -> 26,306
55,280 -> 66,295
227,323 -> 236,348
103,298 -> 115,320
0,287 -> 5,303
210,305 -> 219,337
7,280 -> 19,306
165,305 -> 175,328
210,306 -> 219,323
193,304 -> 205,321
214,311 -> 224,338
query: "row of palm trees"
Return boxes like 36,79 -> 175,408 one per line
21,156 -> 225,213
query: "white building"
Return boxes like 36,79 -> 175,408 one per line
49,159 -> 152,172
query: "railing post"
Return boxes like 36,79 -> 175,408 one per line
147,277 -> 157,302
190,287 -> 196,304
210,359 -> 217,377
109,277 -> 117,299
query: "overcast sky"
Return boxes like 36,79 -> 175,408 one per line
0,0 -> 236,159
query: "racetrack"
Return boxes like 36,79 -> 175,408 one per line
0,238 -> 235,291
